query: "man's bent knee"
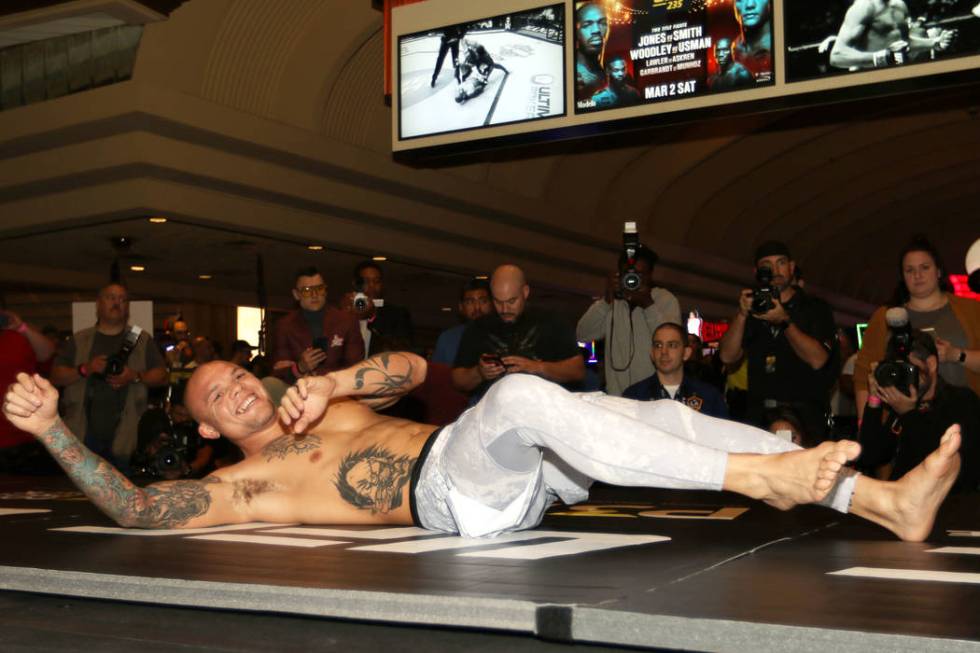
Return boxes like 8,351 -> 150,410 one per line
483,374 -> 560,409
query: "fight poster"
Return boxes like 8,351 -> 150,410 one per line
398,4 -> 565,139
785,0 -> 980,83
574,0 -> 774,114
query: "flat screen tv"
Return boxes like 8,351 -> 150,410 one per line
573,0 -> 775,114
398,3 -> 566,140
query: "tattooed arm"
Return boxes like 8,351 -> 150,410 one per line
3,373 -> 241,529
280,352 -> 427,432
332,351 -> 426,409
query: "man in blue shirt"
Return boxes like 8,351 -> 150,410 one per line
623,322 -> 729,419
431,278 -> 492,365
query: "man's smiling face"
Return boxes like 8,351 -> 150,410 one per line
187,361 -> 276,442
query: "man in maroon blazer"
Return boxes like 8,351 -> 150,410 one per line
271,267 -> 364,383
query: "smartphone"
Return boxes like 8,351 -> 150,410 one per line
312,336 -> 330,352
481,353 -> 505,367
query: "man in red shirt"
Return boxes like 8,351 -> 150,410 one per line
0,308 -> 55,473
272,267 -> 364,383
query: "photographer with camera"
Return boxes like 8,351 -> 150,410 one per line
453,264 -> 584,404
131,407 -> 220,481
854,236 -> 980,423
271,267 -> 364,384
858,328 -> 979,492
719,242 -> 839,445
50,283 -> 168,471
344,260 -> 415,357
576,223 -> 681,396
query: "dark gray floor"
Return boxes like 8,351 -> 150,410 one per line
0,591 -> 647,653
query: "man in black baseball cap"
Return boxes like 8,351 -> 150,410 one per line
229,339 -> 257,370
719,240 -> 840,444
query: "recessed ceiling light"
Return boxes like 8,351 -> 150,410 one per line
372,256 -> 387,261
307,245 -> 324,251
199,274 -> 212,280
130,265 -> 145,272
440,307 -> 452,312
475,275 -> 488,280
148,217 -> 167,224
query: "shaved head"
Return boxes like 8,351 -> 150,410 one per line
185,361 -> 276,442
490,264 -> 530,323
184,360 -> 227,424
491,264 -> 526,290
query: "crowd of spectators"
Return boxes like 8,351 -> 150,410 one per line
1,238 -> 977,494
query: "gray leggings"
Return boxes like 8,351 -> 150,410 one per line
416,375 -> 857,537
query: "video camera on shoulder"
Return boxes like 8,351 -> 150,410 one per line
352,278 -> 370,312
616,221 -> 642,299
873,307 -> 919,395
104,325 -> 142,376
751,264 -> 777,314
133,408 -> 201,480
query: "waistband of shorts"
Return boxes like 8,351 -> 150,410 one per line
410,425 -> 444,527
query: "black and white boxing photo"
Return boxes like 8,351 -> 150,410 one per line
786,0 -> 980,81
397,4 -> 564,139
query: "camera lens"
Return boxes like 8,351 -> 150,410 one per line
622,271 -> 641,291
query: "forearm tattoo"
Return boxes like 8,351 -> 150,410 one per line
261,434 -> 322,462
353,353 -> 414,398
334,445 -> 416,514
39,419 -> 215,528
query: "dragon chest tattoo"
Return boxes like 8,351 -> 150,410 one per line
334,445 -> 417,514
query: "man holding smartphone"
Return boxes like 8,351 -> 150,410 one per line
272,267 -> 364,383
452,264 -> 584,404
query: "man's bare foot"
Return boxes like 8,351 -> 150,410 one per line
726,440 -> 861,511
815,440 -> 861,495
852,425 -> 961,542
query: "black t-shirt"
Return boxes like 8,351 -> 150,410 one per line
57,329 -> 165,445
743,288 -> 839,411
454,308 -> 581,401
859,382 -> 980,493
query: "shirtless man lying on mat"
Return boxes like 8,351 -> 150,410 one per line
3,351 -> 961,541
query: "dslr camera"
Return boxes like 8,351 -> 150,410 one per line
616,221 -> 642,299
751,264 -> 777,314
104,326 -> 142,376
873,307 -> 919,395
133,409 -> 201,480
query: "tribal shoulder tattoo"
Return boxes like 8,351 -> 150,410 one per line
334,445 -> 417,514
261,434 -> 322,462
39,419 -> 217,529
353,353 -> 415,398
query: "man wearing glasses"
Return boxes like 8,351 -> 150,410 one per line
622,322 -> 728,419
272,267 -> 364,384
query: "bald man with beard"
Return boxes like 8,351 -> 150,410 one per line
451,264 -> 585,403
5,342 -> 967,541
